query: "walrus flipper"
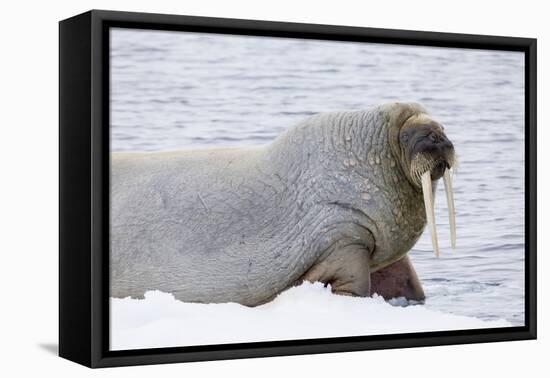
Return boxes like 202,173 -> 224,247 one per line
370,255 -> 425,302
301,244 -> 372,297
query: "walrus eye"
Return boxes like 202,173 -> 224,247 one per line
401,132 -> 409,143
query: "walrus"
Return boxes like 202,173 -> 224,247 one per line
110,102 -> 456,306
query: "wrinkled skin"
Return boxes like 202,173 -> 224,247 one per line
110,102 -> 455,306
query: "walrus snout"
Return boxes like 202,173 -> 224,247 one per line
401,121 -> 455,182
409,130 -> 454,166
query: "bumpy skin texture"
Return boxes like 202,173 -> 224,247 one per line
111,102 -> 430,306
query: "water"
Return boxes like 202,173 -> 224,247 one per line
110,28 -> 525,326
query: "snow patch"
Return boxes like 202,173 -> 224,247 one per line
110,282 -> 511,350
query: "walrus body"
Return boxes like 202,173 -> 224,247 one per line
111,102 -> 455,306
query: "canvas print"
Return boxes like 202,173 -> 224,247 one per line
108,27 -> 525,350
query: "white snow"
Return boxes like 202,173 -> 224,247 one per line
110,282 -> 511,350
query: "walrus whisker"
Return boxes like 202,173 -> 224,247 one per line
421,171 -> 440,257
449,153 -> 459,177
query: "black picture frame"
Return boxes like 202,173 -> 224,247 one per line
59,9 -> 537,368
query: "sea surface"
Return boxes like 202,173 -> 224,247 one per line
110,28 -> 525,326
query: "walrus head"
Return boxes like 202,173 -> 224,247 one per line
389,105 -> 457,257
399,113 -> 456,185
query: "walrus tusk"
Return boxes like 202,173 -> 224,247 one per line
443,169 -> 456,250
421,171 -> 440,257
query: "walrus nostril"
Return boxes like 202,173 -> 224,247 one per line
428,132 -> 449,145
